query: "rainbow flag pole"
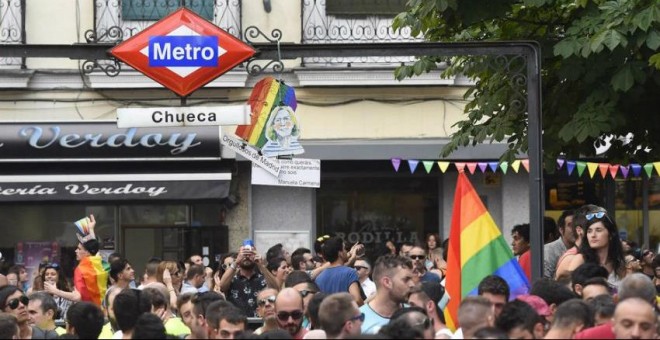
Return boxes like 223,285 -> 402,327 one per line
443,172 -> 530,331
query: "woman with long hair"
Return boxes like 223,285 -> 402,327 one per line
156,260 -> 184,312
568,208 -> 626,288
35,263 -> 80,319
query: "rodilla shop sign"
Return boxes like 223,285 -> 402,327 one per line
111,8 -> 255,97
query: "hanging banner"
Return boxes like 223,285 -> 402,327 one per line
251,158 -> 320,188
221,134 -> 280,176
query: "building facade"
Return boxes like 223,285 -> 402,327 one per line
0,0 -> 657,278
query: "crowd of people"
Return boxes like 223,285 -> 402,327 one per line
0,204 -> 659,339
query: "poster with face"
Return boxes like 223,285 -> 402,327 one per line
261,106 -> 304,157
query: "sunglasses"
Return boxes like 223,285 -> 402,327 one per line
412,317 -> 433,330
299,290 -> 316,298
277,310 -> 304,322
316,235 -> 330,242
347,313 -> 365,323
7,295 -> 29,310
354,266 -> 368,271
585,211 -> 607,220
220,262 -> 234,270
258,295 -> 277,306
409,255 -> 425,260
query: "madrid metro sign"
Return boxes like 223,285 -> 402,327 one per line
110,8 -> 255,97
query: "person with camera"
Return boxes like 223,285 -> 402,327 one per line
218,241 -> 279,317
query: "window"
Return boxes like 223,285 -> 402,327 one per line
325,0 -> 407,17
317,162 -> 439,262
122,0 -> 214,21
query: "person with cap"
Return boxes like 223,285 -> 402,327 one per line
496,299 -> 546,339
73,214 -> 109,306
543,299 -> 594,339
516,294 -> 553,326
407,281 -> 452,338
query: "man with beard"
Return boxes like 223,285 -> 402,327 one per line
181,291 -> 224,339
543,210 -> 575,279
109,258 -> 135,290
275,288 -> 307,339
359,254 -> 415,334
407,246 -> 440,283
219,244 -> 279,317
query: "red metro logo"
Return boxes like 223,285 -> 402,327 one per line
111,8 -> 255,97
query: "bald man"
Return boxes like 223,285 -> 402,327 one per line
275,288 -> 307,339
612,297 -> 657,339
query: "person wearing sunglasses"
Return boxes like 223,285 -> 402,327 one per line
274,288 -> 307,338
407,246 -> 441,284
254,288 -> 279,335
568,207 -> 627,289
555,204 -> 601,280
318,292 -> 363,338
0,285 -> 33,338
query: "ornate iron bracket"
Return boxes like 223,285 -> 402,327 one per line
79,26 -> 123,77
244,26 -> 284,76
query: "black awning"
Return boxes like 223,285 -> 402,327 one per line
0,161 -> 233,202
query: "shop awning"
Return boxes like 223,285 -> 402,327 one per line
0,172 -> 231,202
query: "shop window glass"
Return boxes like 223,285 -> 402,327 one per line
120,204 -> 187,225
317,175 -> 439,262
0,205 -> 116,284
650,177 -> 660,251
614,178 -> 644,247
545,174 -> 605,222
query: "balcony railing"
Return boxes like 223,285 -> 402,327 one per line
94,0 -> 242,43
0,0 -> 24,68
302,0 -> 422,67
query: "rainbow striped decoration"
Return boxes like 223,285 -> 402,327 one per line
235,77 -> 297,149
444,172 -> 530,331
73,255 -> 109,306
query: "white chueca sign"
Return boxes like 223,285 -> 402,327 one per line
117,105 -> 250,128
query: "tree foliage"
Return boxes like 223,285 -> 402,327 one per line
393,0 -> 660,168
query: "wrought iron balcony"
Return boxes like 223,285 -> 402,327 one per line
302,0 -> 422,67
93,0 -> 242,43
0,0 -> 24,68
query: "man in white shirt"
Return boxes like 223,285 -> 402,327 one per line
354,259 -> 376,298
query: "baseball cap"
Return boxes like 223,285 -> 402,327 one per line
516,294 -> 551,316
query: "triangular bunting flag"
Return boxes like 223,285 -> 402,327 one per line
466,162 -> 478,174
423,161 -> 434,174
631,164 -> 642,177
557,159 -> 565,169
500,162 -> 509,174
438,161 -> 450,173
566,161 -> 576,176
643,163 -> 653,178
587,162 -> 599,178
408,160 -> 419,174
521,159 -> 530,173
609,164 -> 619,179
478,162 -> 488,173
620,165 -> 630,179
455,162 -> 466,173
576,162 -> 587,176
391,158 -> 401,172
598,163 -> 609,179
488,162 -> 499,172
511,160 -> 521,173
654,162 -> 660,176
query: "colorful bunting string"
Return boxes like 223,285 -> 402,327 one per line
389,158 -> 660,179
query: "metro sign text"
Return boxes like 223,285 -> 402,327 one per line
111,8 -> 255,97
149,36 -> 219,67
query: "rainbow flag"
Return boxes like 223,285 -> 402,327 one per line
73,255 -> 109,306
235,77 -> 297,149
444,172 -> 529,330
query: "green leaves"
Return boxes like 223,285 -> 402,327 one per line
394,0 -> 660,162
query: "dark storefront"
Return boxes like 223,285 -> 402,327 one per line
0,122 -> 233,279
